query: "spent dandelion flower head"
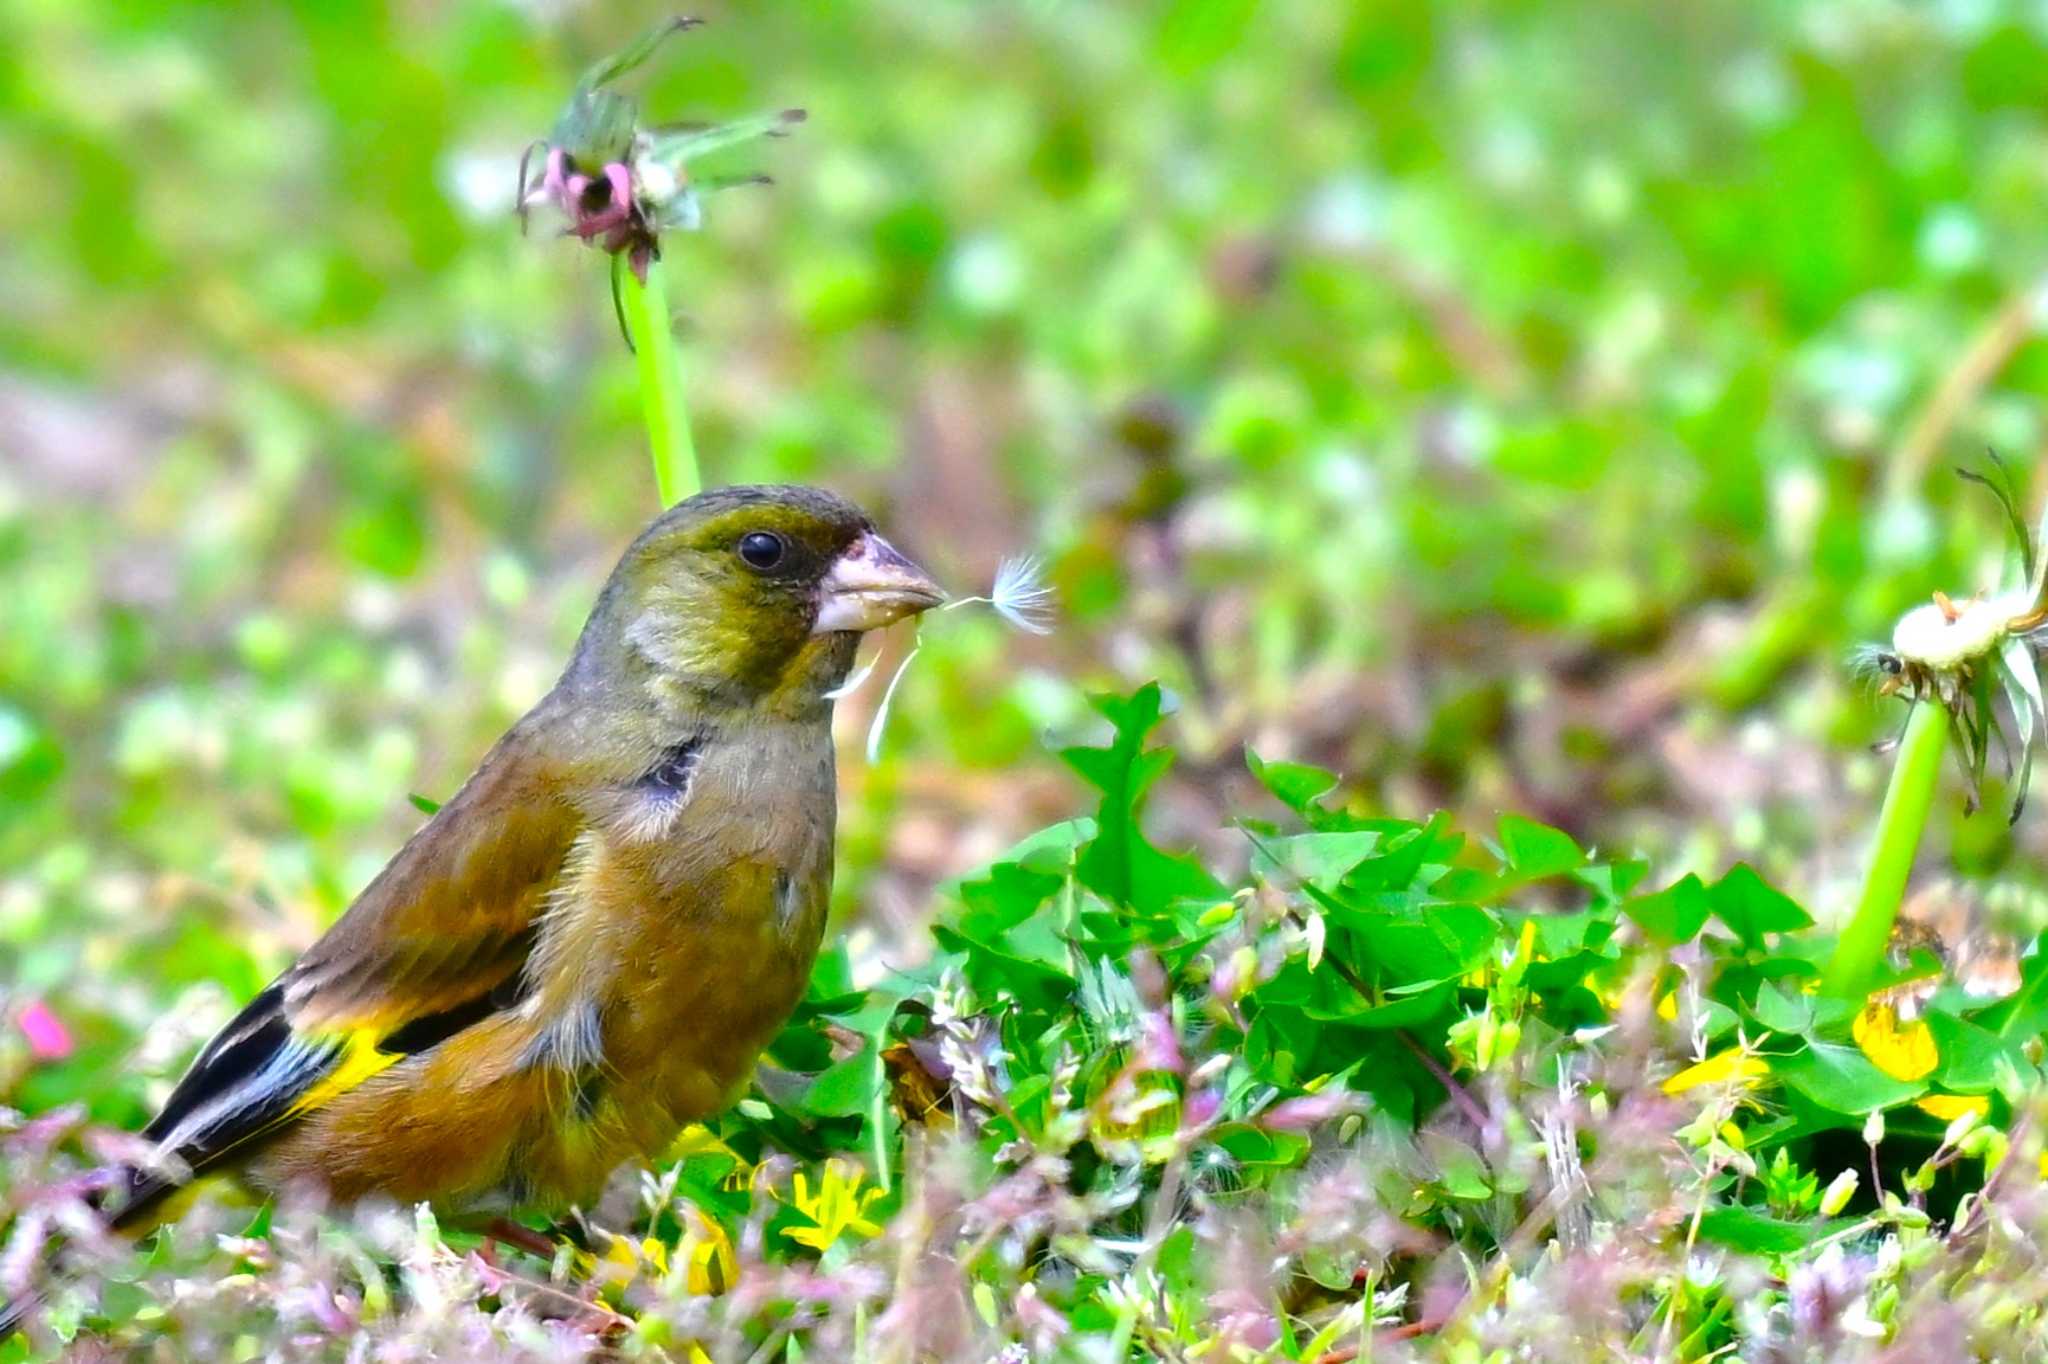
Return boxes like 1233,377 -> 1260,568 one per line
1858,455 -> 2048,819
516,17 -> 803,325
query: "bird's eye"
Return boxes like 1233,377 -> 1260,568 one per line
737,531 -> 787,570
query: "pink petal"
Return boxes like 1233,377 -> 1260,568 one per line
1261,1090 -> 1353,1131
18,1000 -> 71,1061
602,161 -> 633,209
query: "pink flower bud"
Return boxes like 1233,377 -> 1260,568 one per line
1260,1090 -> 1353,1131
18,999 -> 71,1061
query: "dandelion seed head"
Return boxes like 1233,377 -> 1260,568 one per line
988,554 -> 1056,635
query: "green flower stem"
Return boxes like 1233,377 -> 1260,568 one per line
620,256 -> 699,505
1824,701 -> 1949,996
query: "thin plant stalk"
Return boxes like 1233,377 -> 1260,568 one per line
1824,702 -> 1949,996
619,256 -> 699,504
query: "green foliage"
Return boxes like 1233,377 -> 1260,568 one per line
614,684 -> 2044,1358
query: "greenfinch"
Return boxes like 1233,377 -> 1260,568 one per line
106,484 -> 941,1223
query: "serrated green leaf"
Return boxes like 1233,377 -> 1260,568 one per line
1065,684 -> 1226,916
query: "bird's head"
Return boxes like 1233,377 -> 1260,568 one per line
576,484 -> 943,714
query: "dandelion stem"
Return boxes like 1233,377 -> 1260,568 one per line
1825,702 -> 1949,996
620,255 -> 700,505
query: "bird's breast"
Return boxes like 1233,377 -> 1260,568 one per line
540,720 -> 838,1127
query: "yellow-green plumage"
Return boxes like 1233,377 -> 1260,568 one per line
112,484 -> 941,1220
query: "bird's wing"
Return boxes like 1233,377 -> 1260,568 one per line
127,726 -> 580,1210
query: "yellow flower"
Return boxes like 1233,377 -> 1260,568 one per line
682,1207 -> 737,1295
585,1231 -> 670,1303
781,1158 -> 885,1252
1662,1047 -> 1769,1095
1853,1001 -> 1939,1082
1916,1094 -> 1990,1122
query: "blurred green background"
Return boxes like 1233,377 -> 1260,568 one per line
6,0 -> 2048,1121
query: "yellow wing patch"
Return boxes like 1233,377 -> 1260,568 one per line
286,1030 -> 403,1118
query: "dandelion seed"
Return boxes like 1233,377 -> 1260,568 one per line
823,652 -> 879,700
991,555 -> 1056,634
866,641 -> 922,765
942,554 -> 1056,635
842,551 -> 1058,761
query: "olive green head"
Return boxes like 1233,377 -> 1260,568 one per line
575,485 -> 943,711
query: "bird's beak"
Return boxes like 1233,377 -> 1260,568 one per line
813,531 -> 945,634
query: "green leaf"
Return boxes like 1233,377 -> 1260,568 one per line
955,860 -> 1065,936
1925,1011 -> 2008,1092
1254,962 -> 1457,1027
1773,1041 -> 1926,1114
642,109 -> 807,172
1421,1132 -> 1492,1200
1345,906 -> 1499,983
1748,980 -> 1812,1036
1210,1123 -> 1311,1171
1708,864 -> 1813,950
804,1048 -> 882,1118
1624,874 -> 1711,943
1065,685 -> 1226,916
577,16 -> 697,92
1245,750 -> 1339,815
1342,815 -> 1454,895
1497,814 -> 1583,879
1698,1204 -> 1844,1254
1575,857 -> 1650,903
1250,831 -> 1380,891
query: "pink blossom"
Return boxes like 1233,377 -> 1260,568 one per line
18,999 -> 71,1061
1260,1090 -> 1355,1131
